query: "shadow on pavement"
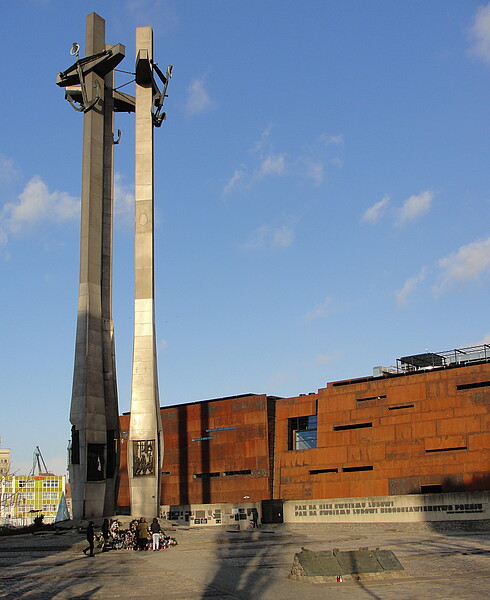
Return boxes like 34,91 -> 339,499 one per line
198,529 -> 289,599
0,529 -> 105,600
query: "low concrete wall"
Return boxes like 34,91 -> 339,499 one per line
283,491 -> 490,524
160,502 -> 261,529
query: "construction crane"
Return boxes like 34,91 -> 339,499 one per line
30,446 -> 50,476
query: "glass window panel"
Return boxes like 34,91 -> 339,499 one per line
295,430 -> 317,449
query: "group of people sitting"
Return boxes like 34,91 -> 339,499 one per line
84,517 -> 177,555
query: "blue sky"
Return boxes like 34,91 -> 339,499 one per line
2,0 -> 490,475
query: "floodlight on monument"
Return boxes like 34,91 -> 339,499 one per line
70,43 -> 80,58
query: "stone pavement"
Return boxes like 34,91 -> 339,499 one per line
0,522 -> 489,599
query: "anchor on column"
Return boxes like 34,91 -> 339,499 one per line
135,48 -> 172,127
56,42 -> 126,113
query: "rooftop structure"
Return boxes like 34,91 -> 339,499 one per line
371,344 -> 490,378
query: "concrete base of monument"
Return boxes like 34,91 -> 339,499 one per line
159,502 -> 262,529
289,546 -> 406,583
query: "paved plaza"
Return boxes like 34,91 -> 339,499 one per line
0,521 -> 489,599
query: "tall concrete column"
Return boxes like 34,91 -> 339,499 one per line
101,48 -> 120,518
58,13 -> 125,519
71,12 -> 107,520
128,26 -> 163,518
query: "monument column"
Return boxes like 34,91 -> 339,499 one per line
71,12 -> 107,519
101,48 -> 120,518
128,26 -> 164,517
57,12 -> 125,519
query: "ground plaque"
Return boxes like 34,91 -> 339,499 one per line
290,547 -> 405,582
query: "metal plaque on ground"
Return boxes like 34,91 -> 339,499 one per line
290,547 -> 405,581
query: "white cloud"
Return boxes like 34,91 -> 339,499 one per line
1,176 -> 79,238
224,128 -> 343,195
272,225 -> 294,247
397,190 -> 433,225
251,125 -> 273,155
470,3 -> 490,62
319,133 -> 344,146
395,267 -> 427,306
302,297 -> 333,322
223,152 -> 287,194
243,224 -> 294,249
310,353 -> 335,367
0,154 -> 19,182
362,195 -> 390,224
186,79 -> 214,115
243,226 -> 270,249
223,168 -> 245,196
304,160 -> 324,185
258,153 -> 286,177
434,236 -> 490,293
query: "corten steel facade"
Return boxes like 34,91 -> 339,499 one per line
117,394 -> 274,510
117,354 -> 490,510
274,360 -> 490,502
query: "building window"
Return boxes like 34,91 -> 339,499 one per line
17,492 -> 35,500
287,415 -> 317,450
193,472 -> 220,479
342,465 -> 373,472
42,492 -> 59,500
333,422 -> 372,431
17,479 -> 35,488
425,446 -> 467,453
42,480 -> 60,488
357,395 -> 386,402
309,468 -> 338,474
457,380 -> 490,390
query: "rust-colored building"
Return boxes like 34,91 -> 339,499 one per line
117,346 -> 490,512
118,394 -> 275,510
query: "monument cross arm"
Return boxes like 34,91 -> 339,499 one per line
56,44 -> 126,87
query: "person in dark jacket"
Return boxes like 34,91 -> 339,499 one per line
101,518 -> 110,552
83,521 -> 95,557
150,517 -> 162,551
